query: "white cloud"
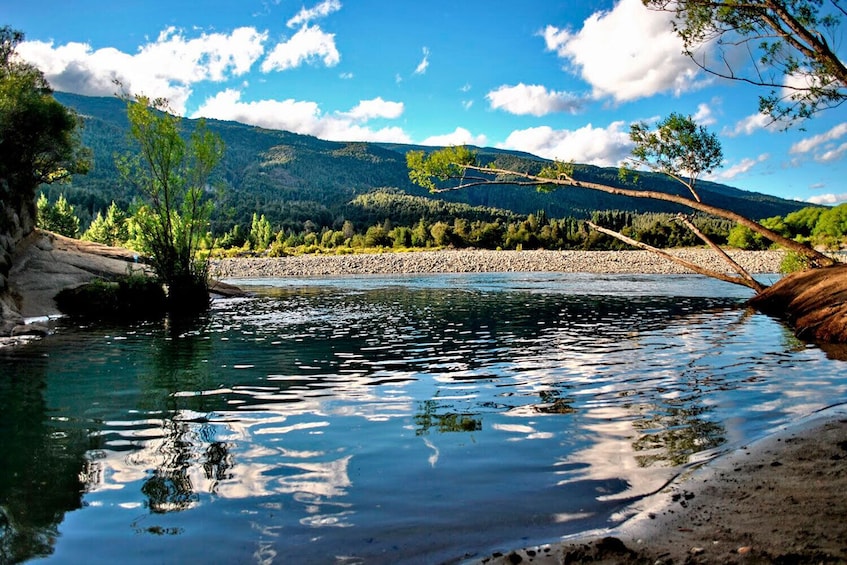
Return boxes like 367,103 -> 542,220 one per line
712,153 -> 769,181
261,25 -> 339,72
341,97 -> 404,121
414,47 -> 430,75
541,0 -> 703,102
192,89 -> 411,143
497,121 -> 632,165
724,112 -> 774,137
692,102 -> 716,126
486,83 -> 584,116
18,27 -> 267,114
421,127 -> 487,147
814,142 -> 847,163
790,122 -> 847,155
807,193 -> 847,205
287,0 -> 342,28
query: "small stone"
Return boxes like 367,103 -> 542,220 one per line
35,236 -> 54,252
737,546 -> 752,555
11,323 -> 50,337
689,547 -> 705,555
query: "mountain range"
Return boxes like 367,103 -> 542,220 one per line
48,92 -> 810,234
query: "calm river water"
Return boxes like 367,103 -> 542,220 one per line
1,272 -> 846,564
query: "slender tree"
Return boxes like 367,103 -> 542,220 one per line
643,0 -> 847,125
117,95 -> 224,314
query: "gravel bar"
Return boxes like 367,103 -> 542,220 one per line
210,249 -> 786,278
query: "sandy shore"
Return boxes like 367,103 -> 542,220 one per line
210,249 -> 787,279
474,406 -> 847,565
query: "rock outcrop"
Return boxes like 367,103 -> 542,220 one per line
1,230 -> 147,336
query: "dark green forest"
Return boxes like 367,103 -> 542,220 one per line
42,92 -> 810,244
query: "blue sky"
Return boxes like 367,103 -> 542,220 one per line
4,0 -> 846,205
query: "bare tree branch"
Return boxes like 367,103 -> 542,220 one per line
587,221 -> 764,290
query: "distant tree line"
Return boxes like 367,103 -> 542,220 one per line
40,189 -> 847,259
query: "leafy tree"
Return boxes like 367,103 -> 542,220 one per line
812,202 -> 847,245
411,219 -> 431,247
216,223 -> 247,249
363,223 -> 390,247
117,95 -> 224,314
728,224 -> 768,250
82,201 -> 129,246
784,205 -> 826,238
36,193 -> 80,238
249,212 -> 273,250
430,221 -> 452,247
408,115 -> 835,292
643,0 -> 847,124
390,226 -> 413,248
0,26 -> 87,236
627,113 -> 722,202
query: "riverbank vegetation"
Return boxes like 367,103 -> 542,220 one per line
37,187 -> 846,261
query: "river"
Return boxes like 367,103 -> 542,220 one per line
1,272 -> 845,564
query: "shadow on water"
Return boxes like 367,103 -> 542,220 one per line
0,349 -> 87,563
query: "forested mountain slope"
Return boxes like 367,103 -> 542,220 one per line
49,92 -> 808,233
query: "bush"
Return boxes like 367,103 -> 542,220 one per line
56,274 -> 166,319
780,252 -> 810,274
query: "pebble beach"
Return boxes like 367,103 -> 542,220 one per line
210,248 -> 787,279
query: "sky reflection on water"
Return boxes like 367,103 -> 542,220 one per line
1,272 -> 845,564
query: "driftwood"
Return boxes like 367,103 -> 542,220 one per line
749,264 -> 847,343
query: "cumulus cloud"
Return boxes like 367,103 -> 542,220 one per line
790,123 -> 847,155
724,112 -> 775,137
813,142 -> 847,163
287,0 -> 342,28
807,192 -> 847,205
497,121 -> 632,165
17,27 -> 267,114
711,153 -> 769,181
192,89 -> 411,143
486,83 -> 585,116
692,102 -> 716,126
261,25 -> 339,72
414,47 -> 430,75
341,97 -> 404,121
541,0 -> 704,102
421,127 -> 487,147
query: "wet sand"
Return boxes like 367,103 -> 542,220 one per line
476,406 -> 847,565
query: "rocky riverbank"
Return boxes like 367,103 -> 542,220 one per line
210,248 -> 787,279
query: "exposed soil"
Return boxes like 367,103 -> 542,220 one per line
476,409 -> 847,565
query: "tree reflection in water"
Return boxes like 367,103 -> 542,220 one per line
0,349 -> 89,562
631,403 -> 726,467
415,398 -> 482,435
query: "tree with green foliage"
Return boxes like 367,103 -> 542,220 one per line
0,26 -> 87,237
82,201 -> 129,246
249,212 -> 273,250
36,193 -> 80,238
627,113 -> 722,202
812,202 -> 847,246
727,224 -> 768,250
117,95 -> 224,314
408,115 -> 835,292
784,206 -> 826,239
643,0 -> 847,125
